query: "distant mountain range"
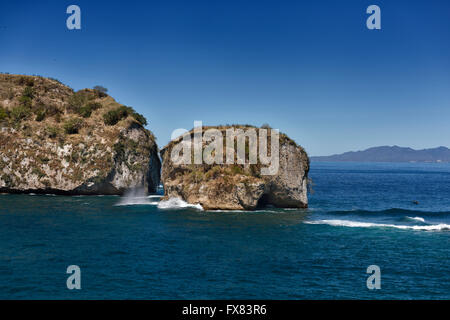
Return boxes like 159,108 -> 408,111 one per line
311,146 -> 450,163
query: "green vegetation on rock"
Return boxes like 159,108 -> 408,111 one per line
45,125 -> 60,138
0,105 -> 8,121
63,117 -> 84,134
93,85 -> 108,98
33,103 -> 61,122
79,102 -> 102,118
103,105 -> 147,126
11,105 -> 32,123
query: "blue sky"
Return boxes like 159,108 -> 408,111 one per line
0,0 -> 449,156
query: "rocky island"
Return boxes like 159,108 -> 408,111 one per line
160,125 -> 310,210
0,74 -> 160,195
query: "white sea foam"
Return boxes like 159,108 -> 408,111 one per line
157,197 -> 203,211
305,219 -> 450,231
209,209 -> 280,213
406,216 -> 426,223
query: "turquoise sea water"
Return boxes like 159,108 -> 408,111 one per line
0,162 -> 449,299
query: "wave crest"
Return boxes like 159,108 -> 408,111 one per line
157,198 -> 203,211
305,219 -> 450,231
405,216 -> 426,223
326,208 -> 450,217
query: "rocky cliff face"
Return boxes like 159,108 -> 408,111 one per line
0,74 -> 160,195
160,125 -> 309,210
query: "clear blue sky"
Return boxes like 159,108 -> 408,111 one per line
1,0 -> 449,156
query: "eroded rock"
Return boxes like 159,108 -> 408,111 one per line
160,125 -> 309,210
0,74 -> 160,195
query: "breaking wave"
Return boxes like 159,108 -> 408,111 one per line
305,207 -> 450,232
157,197 -> 203,211
320,208 -> 450,218
405,216 -> 426,223
305,219 -> 450,231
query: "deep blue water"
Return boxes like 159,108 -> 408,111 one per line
0,162 -> 449,299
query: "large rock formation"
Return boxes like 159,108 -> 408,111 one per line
160,125 -> 309,210
0,74 -> 160,195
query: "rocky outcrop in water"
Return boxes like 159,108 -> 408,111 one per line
160,125 -> 309,210
0,74 -> 160,195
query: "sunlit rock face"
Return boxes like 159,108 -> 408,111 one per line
0,74 -> 160,195
160,125 -> 309,210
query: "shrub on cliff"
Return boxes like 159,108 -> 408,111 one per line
67,90 -> 103,117
103,106 -> 129,125
15,86 -> 35,110
35,108 -> 46,122
103,105 -> 147,126
23,86 -> 34,99
67,91 -> 90,113
33,103 -> 62,122
63,117 -> 83,134
93,85 -> 108,98
0,105 -> 8,121
78,102 -> 101,118
130,111 -> 147,126
45,126 -> 60,138
16,76 -> 34,87
19,96 -> 32,108
1,174 -> 13,187
11,105 -> 32,122
44,104 -> 61,117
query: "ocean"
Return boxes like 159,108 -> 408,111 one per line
0,162 -> 449,299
